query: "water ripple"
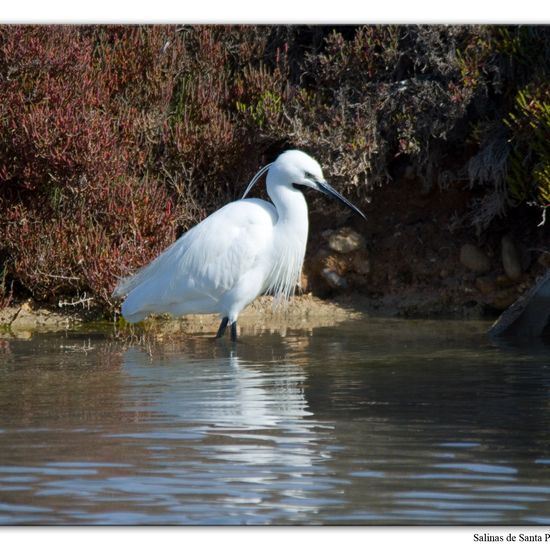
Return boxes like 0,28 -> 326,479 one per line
1,320 -> 550,524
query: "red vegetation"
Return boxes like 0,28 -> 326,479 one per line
0,26 -> 181,306
0,25 -> 547,313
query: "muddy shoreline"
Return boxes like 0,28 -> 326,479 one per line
0,291 -> 494,337
1,148 -> 547,338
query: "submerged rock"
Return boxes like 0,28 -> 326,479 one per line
460,244 -> 491,273
489,269 -> 550,339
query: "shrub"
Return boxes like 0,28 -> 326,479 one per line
466,26 -> 550,228
505,85 -> 550,207
0,26 -> 182,307
0,24 -> 548,311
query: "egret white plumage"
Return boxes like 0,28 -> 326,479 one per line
113,150 -> 366,341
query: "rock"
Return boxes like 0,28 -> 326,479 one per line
300,271 -> 309,291
475,276 -> 496,295
487,288 -> 520,310
489,269 -> 550,339
321,268 -> 348,289
327,227 -> 366,254
495,274 -> 514,288
460,244 -> 491,273
501,235 -> 522,280
538,252 -> 550,268
352,252 -> 371,275
322,252 -> 349,274
1,302 -> 78,332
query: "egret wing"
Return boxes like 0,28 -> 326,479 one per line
174,199 -> 276,296
114,199 -> 276,311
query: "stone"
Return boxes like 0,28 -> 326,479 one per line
475,276 -> 496,295
487,288 -> 520,311
538,252 -> 550,268
300,271 -> 309,292
327,227 -> 366,254
460,244 -> 491,273
495,274 -> 514,288
352,252 -> 371,276
501,235 -> 522,281
489,269 -> 550,339
321,268 -> 348,289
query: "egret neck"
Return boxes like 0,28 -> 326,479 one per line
263,167 -> 310,302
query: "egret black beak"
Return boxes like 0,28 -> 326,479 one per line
316,180 -> 367,220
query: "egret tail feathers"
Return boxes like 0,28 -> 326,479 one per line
112,235 -> 188,299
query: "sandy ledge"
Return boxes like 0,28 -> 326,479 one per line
0,294 -> 367,336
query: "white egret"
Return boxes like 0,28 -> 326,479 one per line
113,150 -> 366,341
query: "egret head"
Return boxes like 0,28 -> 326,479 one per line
243,150 -> 366,220
273,150 -> 325,188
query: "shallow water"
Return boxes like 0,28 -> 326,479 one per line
1,318 -> 550,525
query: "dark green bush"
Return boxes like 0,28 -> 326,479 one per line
466,26 -> 550,227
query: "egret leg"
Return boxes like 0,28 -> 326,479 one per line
230,321 -> 237,342
216,317 -> 229,338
